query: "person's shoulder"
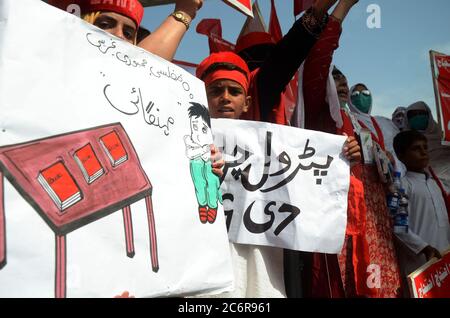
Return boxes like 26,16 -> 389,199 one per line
401,174 -> 414,189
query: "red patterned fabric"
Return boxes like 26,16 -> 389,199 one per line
302,16 -> 402,297
361,165 -> 402,297
339,176 -> 376,297
338,112 -> 402,297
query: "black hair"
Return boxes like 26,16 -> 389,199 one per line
188,102 -> 211,128
393,130 -> 428,157
200,62 -> 249,82
332,66 -> 343,76
353,83 -> 368,90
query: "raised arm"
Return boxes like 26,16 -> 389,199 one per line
256,0 -> 338,123
303,0 -> 359,132
138,0 -> 203,61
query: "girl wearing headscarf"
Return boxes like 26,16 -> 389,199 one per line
341,83 -> 402,297
392,106 -> 408,131
348,84 -> 402,169
300,2 -> 402,298
406,101 -> 450,193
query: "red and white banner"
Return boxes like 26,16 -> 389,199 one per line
430,51 -> 450,145
408,250 -> 450,298
223,0 -> 253,17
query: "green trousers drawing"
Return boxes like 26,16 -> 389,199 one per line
189,158 -> 222,209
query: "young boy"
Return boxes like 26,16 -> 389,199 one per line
196,51 -> 361,297
393,130 -> 450,294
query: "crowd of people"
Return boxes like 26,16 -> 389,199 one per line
50,0 -> 449,298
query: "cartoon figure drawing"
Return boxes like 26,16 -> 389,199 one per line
184,103 -> 222,224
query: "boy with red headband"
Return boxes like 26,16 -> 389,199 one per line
196,48 -> 360,297
197,51 -> 252,120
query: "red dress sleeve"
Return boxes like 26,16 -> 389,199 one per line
303,17 -> 342,133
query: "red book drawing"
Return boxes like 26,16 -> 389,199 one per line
37,161 -> 82,211
0,123 -> 159,298
100,131 -> 128,167
74,143 -> 104,184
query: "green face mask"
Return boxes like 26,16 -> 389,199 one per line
351,93 -> 372,114
409,115 -> 429,131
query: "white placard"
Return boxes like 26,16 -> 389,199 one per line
0,0 -> 233,298
213,119 -> 350,253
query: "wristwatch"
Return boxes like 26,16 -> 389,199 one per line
171,11 -> 191,30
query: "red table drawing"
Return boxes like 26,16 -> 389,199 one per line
0,123 -> 159,297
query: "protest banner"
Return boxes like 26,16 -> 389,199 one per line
213,119 -> 350,253
430,50 -> 450,146
0,0 -> 233,298
408,249 -> 450,298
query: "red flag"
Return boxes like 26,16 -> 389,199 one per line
294,0 -> 314,16
431,51 -> 450,145
269,0 -> 282,42
223,0 -> 254,17
196,18 -> 223,38
196,19 -> 235,53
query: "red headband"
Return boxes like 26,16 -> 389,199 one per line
197,52 -> 251,93
81,0 -> 144,27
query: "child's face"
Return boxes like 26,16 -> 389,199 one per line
400,139 -> 429,172
190,116 -> 210,146
333,72 -> 349,103
94,12 -> 137,44
206,79 -> 250,119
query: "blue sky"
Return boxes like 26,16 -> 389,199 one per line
141,0 -> 450,119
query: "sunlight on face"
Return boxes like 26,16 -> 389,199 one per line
206,79 -> 250,119
94,12 -> 137,44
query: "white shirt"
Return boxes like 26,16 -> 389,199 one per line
193,243 -> 286,298
373,116 -> 407,176
396,171 -> 450,275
